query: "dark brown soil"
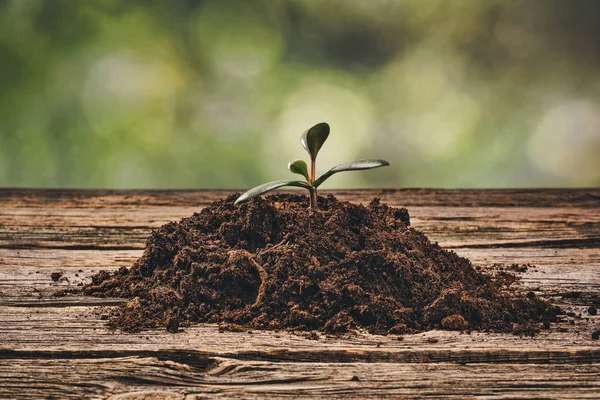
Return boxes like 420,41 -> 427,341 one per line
51,272 -> 63,282
84,194 -> 560,334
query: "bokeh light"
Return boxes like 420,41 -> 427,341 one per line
1,0 -> 599,189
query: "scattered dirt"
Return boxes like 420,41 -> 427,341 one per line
507,264 -> 529,273
50,272 -> 63,282
84,194 -> 561,334
588,306 -> 598,316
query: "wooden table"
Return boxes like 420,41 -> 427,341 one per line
1,188 -> 599,399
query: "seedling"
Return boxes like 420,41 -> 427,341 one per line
235,122 -> 389,209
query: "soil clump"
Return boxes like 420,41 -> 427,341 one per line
85,194 -> 560,334
51,272 -> 63,282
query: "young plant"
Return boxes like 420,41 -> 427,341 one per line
234,122 -> 389,209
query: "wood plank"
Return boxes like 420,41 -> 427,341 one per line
1,355 -> 600,399
1,304 -> 599,353
2,205 -> 599,249
2,355 -> 600,400
1,188 -> 599,208
1,246 -> 598,304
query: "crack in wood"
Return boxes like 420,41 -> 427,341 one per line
3,348 -> 600,367
0,298 -> 125,308
448,237 -> 600,249
0,243 -> 144,251
0,350 -> 216,372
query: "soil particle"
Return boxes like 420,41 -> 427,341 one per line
511,322 -> 541,337
85,194 -> 560,334
300,331 -> 319,340
508,264 -> 529,273
166,315 -> 181,333
588,306 -> 598,316
51,272 -> 63,282
592,330 -> 600,340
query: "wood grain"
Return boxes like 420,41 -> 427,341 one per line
1,188 -> 599,399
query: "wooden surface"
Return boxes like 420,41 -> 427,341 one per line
1,188 -> 599,399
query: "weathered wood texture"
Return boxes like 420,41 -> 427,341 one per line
1,188 -> 599,399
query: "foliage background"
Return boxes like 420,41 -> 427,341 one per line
1,0 -> 599,189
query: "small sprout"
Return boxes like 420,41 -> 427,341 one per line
235,122 -> 389,209
288,159 -> 310,181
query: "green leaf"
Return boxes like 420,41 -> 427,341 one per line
313,159 -> 390,188
288,159 -> 310,181
300,122 -> 330,160
234,180 -> 312,205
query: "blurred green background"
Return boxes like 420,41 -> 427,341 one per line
1,0 -> 600,189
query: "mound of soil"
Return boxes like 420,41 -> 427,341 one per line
85,194 -> 560,334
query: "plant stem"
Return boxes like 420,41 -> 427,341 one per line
309,187 -> 317,209
310,158 -> 318,209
